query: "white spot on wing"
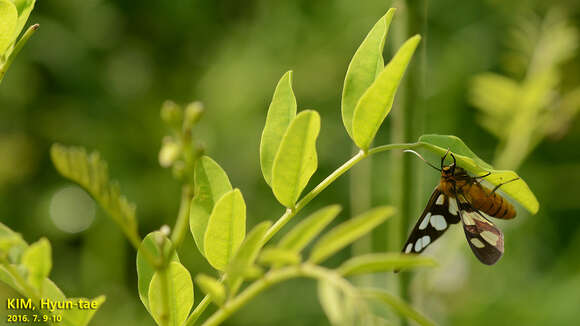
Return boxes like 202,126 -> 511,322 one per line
430,214 -> 447,231
448,198 -> 458,216
405,243 -> 413,253
462,211 -> 476,225
481,231 -> 499,245
435,194 -> 444,206
470,238 -> 485,248
419,213 -> 431,230
421,235 -> 431,248
414,240 -> 422,252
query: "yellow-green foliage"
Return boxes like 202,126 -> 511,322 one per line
470,9 -> 580,169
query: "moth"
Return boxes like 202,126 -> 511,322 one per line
402,150 -> 518,265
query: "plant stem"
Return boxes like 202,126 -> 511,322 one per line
171,185 -> 193,247
264,143 -> 419,243
399,0 -> 428,314
186,142 -> 419,325
367,143 -> 419,156
200,264 -> 357,326
157,266 -> 171,326
350,145 -> 372,286
263,149 -> 367,242
387,4 -> 427,325
185,295 -> 211,325
0,24 -> 39,84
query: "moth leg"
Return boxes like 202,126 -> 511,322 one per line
490,177 -> 520,194
474,171 -> 491,179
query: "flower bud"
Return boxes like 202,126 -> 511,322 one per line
158,137 -> 181,167
183,101 -> 204,129
161,100 -> 182,125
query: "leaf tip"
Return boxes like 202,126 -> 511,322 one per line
529,200 -> 540,215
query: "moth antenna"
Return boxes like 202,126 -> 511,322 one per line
449,152 -> 457,174
441,148 -> 450,169
403,150 -> 441,172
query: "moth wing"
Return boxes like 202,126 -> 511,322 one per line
458,195 -> 504,265
401,187 -> 461,255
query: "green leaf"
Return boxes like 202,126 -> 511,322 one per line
258,247 -> 301,266
195,273 -> 226,306
190,156 -> 233,254
12,0 -> 32,13
318,280 -> 345,326
338,253 -> 437,276
204,189 -> 246,271
21,238 -> 51,290
12,0 -> 35,41
418,134 -> 492,170
362,288 -> 435,326
0,266 -> 18,291
50,144 -> 140,245
226,221 -> 271,295
40,277 -> 65,300
417,134 -> 539,214
352,35 -> 421,150
40,280 -> 106,326
61,296 -> 106,326
260,71 -> 297,186
38,279 -> 68,320
272,110 -> 321,207
278,205 -> 341,252
0,0 -> 18,55
0,223 -> 105,325
318,280 -> 364,326
0,222 -> 27,263
342,9 -> 395,139
309,207 -> 394,264
148,261 -> 194,326
136,231 -> 179,310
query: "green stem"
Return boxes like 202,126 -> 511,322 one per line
350,145 -> 372,286
264,149 -> 366,242
388,5 -> 408,314
399,1 -> 428,316
0,24 -> 39,84
264,143 -> 417,243
171,185 -> 193,247
200,264 -> 358,326
185,295 -> 211,325
186,142 -> 419,325
367,143 -> 419,156
157,266 -> 171,326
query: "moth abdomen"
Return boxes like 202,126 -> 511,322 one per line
466,184 -> 516,220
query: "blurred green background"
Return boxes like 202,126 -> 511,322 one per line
1,0 -> 580,325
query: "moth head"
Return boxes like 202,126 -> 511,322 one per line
441,151 -> 457,177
